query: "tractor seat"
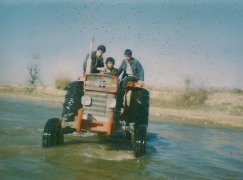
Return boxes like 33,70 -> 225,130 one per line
127,81 -> 145,88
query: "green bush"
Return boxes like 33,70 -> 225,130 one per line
149,79 -> 210,109
55,75 -> 72,90
176,79 -> 209,108
26,86 -> 36,94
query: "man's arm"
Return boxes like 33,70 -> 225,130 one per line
111,68 -> 118,76
100,59 -> 104,68
117,60 -> 124,77
96,57 -> 104,68
137,61 -> 144,81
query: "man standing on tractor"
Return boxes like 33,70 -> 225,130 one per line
83,45 -> 106,75
116,49 -> 144,112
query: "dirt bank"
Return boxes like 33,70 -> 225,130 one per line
150,107 -> 243,129
0,83 -> 242,128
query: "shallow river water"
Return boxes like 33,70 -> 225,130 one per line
0,98 -> 243,179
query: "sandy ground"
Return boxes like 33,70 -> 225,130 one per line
150,107 -> 243,128
0,84 -> 242,129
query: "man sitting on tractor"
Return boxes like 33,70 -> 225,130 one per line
97,57 -> 118,76
83,45 -> 106,75
116,49 -> 144,112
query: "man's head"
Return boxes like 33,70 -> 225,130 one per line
105,57 -> 115,69
124,49 -> 132,61
96,45 -> 106,57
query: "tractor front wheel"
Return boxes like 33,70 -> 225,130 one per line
42,118 -> 64,148
134,124 -> 147,158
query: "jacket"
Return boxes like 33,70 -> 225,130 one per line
83,51 -> 104,75
105,67 -> 118,76
117,58 -> 144,81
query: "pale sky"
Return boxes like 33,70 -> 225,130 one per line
0,0 -> 242,89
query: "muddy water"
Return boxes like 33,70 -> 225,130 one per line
0,98 -> 243,179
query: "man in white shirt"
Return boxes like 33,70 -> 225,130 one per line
116,49 -> 144,111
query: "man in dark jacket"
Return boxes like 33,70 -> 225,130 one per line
98,57 -> 118,76
83,45 -> 106,75
116,49 -> 144,111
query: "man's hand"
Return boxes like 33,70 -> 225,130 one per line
97,67 -> 106,72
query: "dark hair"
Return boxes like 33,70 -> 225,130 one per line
106,57 -> 115,64
97,45 -> 106,53
124,49 -> 132,56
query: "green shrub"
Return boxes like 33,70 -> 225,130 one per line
28,62 -> 40,85
55,75 -> 72,90
176,79 -> 209,108
26,86 -> 36,94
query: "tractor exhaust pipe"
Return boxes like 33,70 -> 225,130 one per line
86,37 -> 94,75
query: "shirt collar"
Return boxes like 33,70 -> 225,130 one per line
93,51 -> 103,60
126,57 -> 134,64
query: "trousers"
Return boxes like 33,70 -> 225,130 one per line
116,76 -> 138,111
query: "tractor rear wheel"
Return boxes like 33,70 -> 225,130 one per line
134,124 -> 147,158
42,118 -> 64,148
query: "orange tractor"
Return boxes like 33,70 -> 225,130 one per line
42,39 -> 150,158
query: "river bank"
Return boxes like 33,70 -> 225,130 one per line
0,83 -> 242,128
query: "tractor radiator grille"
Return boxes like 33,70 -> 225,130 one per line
83,91 -> 114,117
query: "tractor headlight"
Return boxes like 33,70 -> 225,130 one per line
106,98 -> 116,108
81,95 -> 91,106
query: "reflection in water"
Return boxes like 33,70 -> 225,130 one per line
0,98 -> 243,179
